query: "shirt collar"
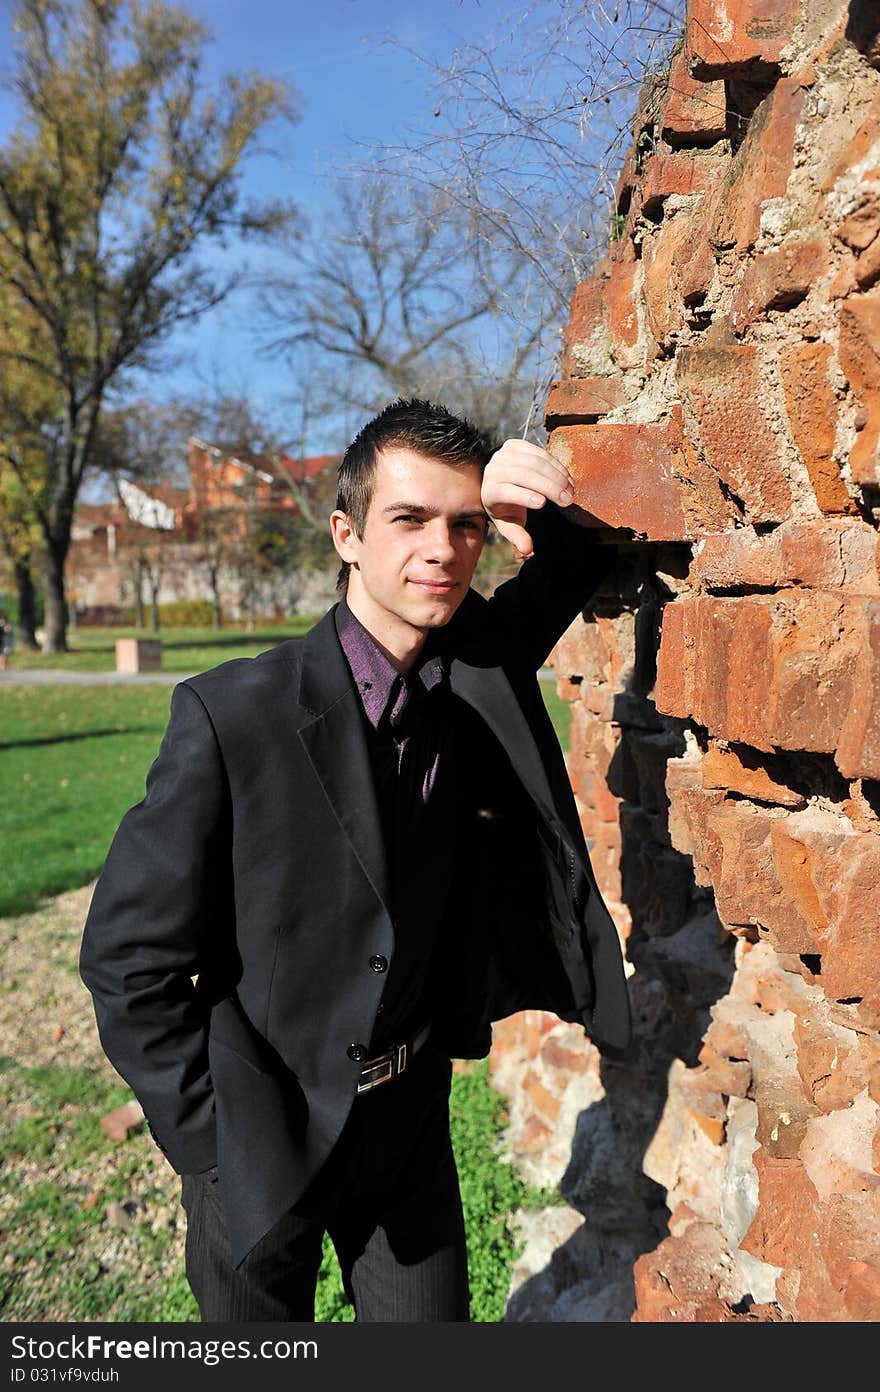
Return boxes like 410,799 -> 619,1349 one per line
335,598 -> 447,731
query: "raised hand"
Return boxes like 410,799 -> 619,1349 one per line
480,438 -> 574,560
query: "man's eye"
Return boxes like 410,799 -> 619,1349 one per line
393,514 -> 420,524
456,519 -> 484,533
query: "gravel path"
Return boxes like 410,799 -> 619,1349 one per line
0,670 -> 197,685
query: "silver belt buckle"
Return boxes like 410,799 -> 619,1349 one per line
357,1052 -> 394,1094
397,1041 -> 407,1075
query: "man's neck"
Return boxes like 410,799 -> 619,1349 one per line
342,593 -> 427,674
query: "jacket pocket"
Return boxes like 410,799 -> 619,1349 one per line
209,995 -> 273,1076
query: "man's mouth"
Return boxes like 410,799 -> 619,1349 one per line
409,578 -> 458,594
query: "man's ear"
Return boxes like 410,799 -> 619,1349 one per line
329,510 -> 359,564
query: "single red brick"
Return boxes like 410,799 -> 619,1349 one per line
544,376 -> 633,424
549,420 -> 690,540
665,590 -> 869,759
689,523 -> 874,592
686,0 -> 802,77
691,528 -> 779,587
721,812 -> 819,949
730,236 -> 830,333
837,201 -> 880,252
605,246 -> 643,369
655,597 -> 693,718
676,191 -> 721,306
562,276 -> 612,380
639,150 -> 725,216
838,290 -> 880,485
766,591 -> 863,753
642,214 -> 697,345
660,44 -> 728,146
781,521 -> 879,591
701,741 -> 806,808
856,236 -> 880,290
822,90 -> 880,194
838,598 -> 880,781
712,80 -> 807,251
779,341 -> 856,514
100,1101 -> 145,1143
677,345 -> 796,523
698,596 -> 777,748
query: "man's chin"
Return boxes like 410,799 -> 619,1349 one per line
407,588 -> 465,627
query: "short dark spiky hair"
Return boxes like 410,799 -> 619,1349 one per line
334,398 -> 496,592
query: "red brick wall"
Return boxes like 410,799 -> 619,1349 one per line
492,0 -> 880,1322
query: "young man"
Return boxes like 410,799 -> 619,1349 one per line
79,398 -> 631,1323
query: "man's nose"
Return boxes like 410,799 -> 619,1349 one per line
423,522 -> 457,562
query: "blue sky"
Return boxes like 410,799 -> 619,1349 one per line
0,0 -> 533,446
0,2 -> 677,460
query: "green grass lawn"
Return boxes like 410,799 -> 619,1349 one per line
5,620 -> 315,673
540,680 -> 572,754
0,684 -> 174,917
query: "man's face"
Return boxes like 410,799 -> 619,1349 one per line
332,447 -> 488,654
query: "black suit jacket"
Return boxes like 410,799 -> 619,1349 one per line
79,504 -> 631,1265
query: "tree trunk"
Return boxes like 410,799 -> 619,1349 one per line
245,570 -> 255,632
135,559 -> 146,629
14,557 -> 40,650
43,542 -> 69,653
150,582 -> 160,633
43,418 -> 97,654
210,564 -> 222,629
239,557 -> 255,633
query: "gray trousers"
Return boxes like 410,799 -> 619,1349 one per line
180,1043 -> 470,1322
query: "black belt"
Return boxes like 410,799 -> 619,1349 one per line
356,1020 -> 432,1094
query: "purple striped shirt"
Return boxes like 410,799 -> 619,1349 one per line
335,599 -> 446,803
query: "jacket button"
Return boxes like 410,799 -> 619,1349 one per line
369,955 -> 388,972
347,1043 -> 368,1063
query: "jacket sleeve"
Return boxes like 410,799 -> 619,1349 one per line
79,680 -> 231,1174
485,501 -> 617,670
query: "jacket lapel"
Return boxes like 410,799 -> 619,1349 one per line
449,653 -> 559,831
444,592 -> 588,869
296,607 -> 390,914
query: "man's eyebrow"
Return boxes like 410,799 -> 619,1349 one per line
381,502 -> 489,521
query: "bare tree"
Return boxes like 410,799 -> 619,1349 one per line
261,2 -> 683,453
374,0 -> 685,295
263,174 -> 552,441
